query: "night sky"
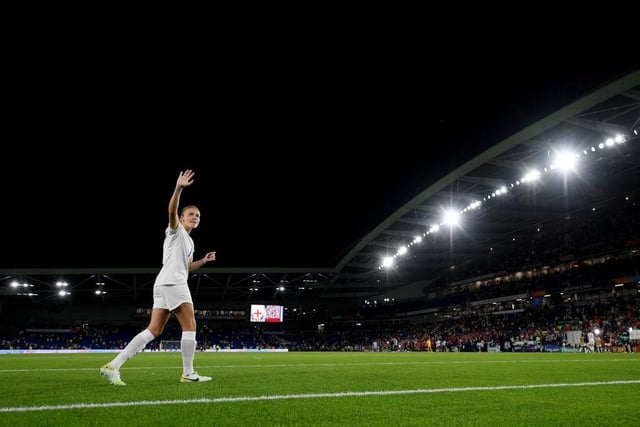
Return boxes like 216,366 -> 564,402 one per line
3,50 -> 638,269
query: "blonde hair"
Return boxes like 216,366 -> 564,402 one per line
180,205 -> 199,217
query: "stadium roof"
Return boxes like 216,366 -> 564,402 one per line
2,69 -> 639,313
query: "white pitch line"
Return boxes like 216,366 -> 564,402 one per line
1,380 -> 639,413
0,357 -> 637,373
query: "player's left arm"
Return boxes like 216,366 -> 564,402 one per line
189,251 -> 216,271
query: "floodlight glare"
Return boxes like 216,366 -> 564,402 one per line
553,151 -> 578,173
382,256 -> 394,268
443,210 -> 460,227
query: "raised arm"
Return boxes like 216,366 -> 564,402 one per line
168,170 -> 195,230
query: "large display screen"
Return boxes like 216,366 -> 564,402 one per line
249,304 -> 284,323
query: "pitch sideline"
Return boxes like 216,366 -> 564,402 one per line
2,380 -> 640,413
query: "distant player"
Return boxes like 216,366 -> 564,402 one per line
586,331 -> 595,353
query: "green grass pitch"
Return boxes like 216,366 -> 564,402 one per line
0,351 -> 638,426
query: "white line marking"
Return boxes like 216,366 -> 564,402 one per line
0,357 -> 637,373
1,380 -> 639,413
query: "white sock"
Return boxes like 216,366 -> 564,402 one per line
181,331 -> 196,375
110,329 -> 155,370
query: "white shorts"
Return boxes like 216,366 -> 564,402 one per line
152,284 -> 193,311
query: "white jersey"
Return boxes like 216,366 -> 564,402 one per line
154,223 -> 194,286
587,332 -> 595,344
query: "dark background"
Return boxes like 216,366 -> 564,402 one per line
3,34 -> 638,269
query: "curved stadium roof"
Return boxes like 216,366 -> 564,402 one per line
2,69 -> 639,314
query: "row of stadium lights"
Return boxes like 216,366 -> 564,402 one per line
11,275 -> 321,299
10,280 -> 107,298
379,134 -> 632,270
10,280 -> 70,297
249,277 -> 317,293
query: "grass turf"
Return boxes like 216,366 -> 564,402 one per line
0,351 -> 638,426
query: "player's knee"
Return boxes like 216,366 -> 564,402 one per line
148,325 -> 164,336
